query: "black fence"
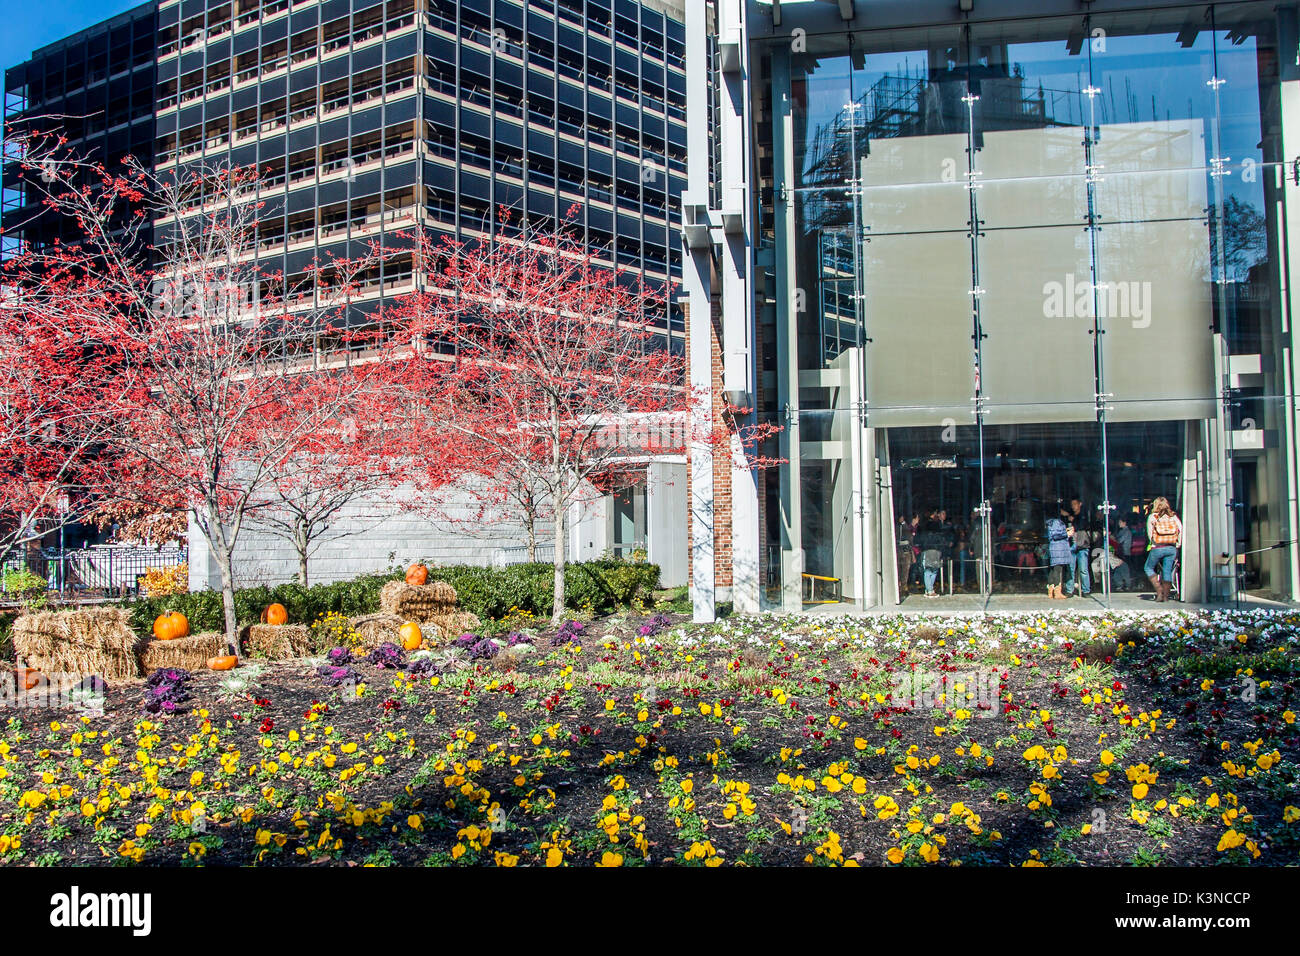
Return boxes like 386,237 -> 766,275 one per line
1,546 -> 188,603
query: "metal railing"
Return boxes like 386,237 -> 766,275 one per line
1,545 -> 187,603
492,543 -> 556,568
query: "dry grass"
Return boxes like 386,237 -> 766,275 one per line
378,580 -> 459,622
349,613 -> 408,650
245,624 -> 312,660
140,632 -> 227,673
11,608 -> 144,680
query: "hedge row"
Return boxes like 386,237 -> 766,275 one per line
122,560 -> 661,635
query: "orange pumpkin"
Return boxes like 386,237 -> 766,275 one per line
399,622 -> 423,651
261,603 -> 288,626
15,668 -> 42,691
153,612 -> 189,641
207,655 -> 238,671
405,563 -> 429,586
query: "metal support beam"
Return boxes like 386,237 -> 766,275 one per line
685,0 -> 716,623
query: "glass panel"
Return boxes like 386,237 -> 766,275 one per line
857,132 -> 974,426
978,223 -> 1098,424
861,230 -> 976,427
1104,421 -> 1189,599
888,423 -> 986,602
971,26 -> 1098,425
1094,212 -> 1217,422
1088,26 -> 1219,423
980,422 -> 1105,598
796,404 -> 857,603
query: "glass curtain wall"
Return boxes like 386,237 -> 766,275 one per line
757,3 -> 1290,608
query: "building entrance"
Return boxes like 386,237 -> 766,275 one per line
888,421 -> 1190,604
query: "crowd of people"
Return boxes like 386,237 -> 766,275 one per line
897,495 -> 1183,601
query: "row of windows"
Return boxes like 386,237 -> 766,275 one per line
12,16 -> 156,106
158,80 -> 683,181
159,1 -> 415,106
157,167 -> 681,270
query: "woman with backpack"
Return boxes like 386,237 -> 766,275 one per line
1044,509 -> 1072,600
1144,497 -> 1182,602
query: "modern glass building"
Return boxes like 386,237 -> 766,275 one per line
684,0 -> 1300,616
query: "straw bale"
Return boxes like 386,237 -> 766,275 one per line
426,610 -> 481,641
245,623 -> 312,660
349,613 -> 407,649
140,631 -> 227,673
11,608 -> 144,681
378,580 -> 459,621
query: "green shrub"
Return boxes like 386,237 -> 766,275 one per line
119,560 -> 659,636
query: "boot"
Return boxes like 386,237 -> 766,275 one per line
1149,575 -> 1164,602
1052,585 -> 1067,600
1161,580 -> 1174,602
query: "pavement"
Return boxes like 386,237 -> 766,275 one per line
798,589 -> 1297,617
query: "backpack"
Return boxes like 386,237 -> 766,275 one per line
1151,514 -> 1180,546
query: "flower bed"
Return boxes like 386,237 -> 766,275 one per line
0,608 -> 1295,867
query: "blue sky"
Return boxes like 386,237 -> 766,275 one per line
2,1 -> 145,76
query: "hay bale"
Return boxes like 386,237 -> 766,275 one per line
245,624 -> 312,660
378,580 -> 459,622
428,580 -> 457,604
427,610 -> 481,641
349,613 -> 406,650
12,608 -> 144,681
141,631 -> 227,673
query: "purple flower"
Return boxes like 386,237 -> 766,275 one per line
551,619 -> 586,647
367,642 -> 406,669
142,668 -> 191,715
316,664 -> 361,687
636,613 -> 673,638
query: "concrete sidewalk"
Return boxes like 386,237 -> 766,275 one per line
800,590 -> 1297,617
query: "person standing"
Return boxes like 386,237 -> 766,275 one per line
1144,496 -> 1183,602
1045,511 -> 1072,600
1115,517 -> 1134,579
1062,497 -> 1091,597
897,515 -> 915,596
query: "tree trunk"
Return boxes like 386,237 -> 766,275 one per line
550,404 -> 566,624
551,494 -> 566,624
207,503 -> 241,654
213,548 -> 240,654
526,517 -> 537,563
295,519 -> 309,586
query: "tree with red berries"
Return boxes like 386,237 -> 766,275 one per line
390,213 -> 690,623
0,281 -> 123,575
242,376 -> 465,586
9,144 -> 400,647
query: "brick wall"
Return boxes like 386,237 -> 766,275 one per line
684,299 -> 733,589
